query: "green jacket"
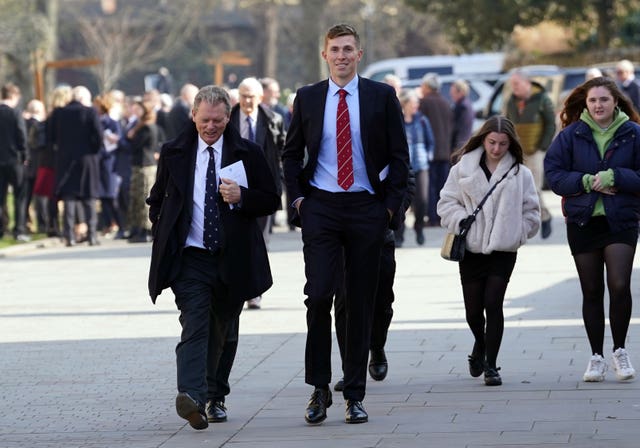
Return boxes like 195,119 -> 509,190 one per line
505,85 -> 556,154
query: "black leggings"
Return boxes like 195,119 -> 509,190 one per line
573,243 -> 635,355
462,275 -> 510,369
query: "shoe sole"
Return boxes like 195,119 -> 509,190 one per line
583,375 -> 605,382
345,417 -> 368,424
176,395 -> 208,430
208,415 -> 227,423
613,370 -> 635,381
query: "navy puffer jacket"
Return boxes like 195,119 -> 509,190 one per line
544,120 -> 640,232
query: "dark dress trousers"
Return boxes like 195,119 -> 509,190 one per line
147,121 -> 279,405
282,77 -> 409,401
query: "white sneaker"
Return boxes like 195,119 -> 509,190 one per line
583,354 -> 607,382
611,348 -> 635,381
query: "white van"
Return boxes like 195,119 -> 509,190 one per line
361,52 -> 505,82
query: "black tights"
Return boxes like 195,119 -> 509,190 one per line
573,243 -> 635,355
462,275 -> 510,369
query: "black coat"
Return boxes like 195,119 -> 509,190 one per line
146,121 -> 280,303
230,103 -> 286,198
48,101 -> 103,198
0,104 -> 27,165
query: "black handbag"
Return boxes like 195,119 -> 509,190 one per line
440,163 -> 516,262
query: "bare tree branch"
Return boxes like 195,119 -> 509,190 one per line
71,2 -> 205,91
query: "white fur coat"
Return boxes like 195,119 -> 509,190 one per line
437,148 -> 541,254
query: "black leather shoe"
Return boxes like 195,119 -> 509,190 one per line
304,387 -> 332,424
334,378 -> 344,391
416,229 -> 425,245
175,392 -> 208,430
206,400 -> 227,422
345,400 -> 368,423
368,348 -> 388,381
484,367 -> 502,386
468,354 -> 484,378
541,218 -> 552,239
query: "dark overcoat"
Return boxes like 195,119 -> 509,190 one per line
146,121 -> 279,304
48,100 -> 102,198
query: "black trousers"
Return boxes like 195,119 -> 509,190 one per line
427,160 -> 450,226
301,188 -> 387,401
0,162 -> 27,237
335,229 -> 396,371
171,247 -> 244,406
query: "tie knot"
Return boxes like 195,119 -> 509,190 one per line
338,89 -> 347,100
246,115 -> 252,124
206,146 -> 214,157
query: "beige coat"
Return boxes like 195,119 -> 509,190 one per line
437,148 -> 540,254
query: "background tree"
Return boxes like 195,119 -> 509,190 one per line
0,0 -> 54,98
404,0 -> 640,54
70,1 -> 205,92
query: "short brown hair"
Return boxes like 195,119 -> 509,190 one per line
324,24 -> 360,49
1,82 -> 20,100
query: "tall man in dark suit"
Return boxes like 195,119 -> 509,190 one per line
282,23 -> 409,425
48,86 -> 103,247
230,76 -> 286,309
147,85 -> 279,430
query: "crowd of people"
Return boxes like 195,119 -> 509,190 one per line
2,24 -> 640,431
0,75 -> 292,247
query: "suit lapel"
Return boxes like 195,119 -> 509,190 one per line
358,78 -> 374,156
308,82 -> 329,156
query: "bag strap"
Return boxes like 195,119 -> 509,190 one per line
459,162 -> 517,236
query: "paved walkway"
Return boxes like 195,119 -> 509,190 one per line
1,192 -> 639,447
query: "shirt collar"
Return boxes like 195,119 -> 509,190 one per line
328,75 -> 359,98
197,135 -> 223,155
240,110 -> 259,122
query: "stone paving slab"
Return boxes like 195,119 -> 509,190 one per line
2,192 -> 640,447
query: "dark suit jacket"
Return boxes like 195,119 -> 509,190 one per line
622,80 -> 640,113
230,103 -> 285,198
282,77 -> 409,226
0,103 -> 27,165
166,100 -> 191,141
48,100 -> 103,198
146,121 -> 280,304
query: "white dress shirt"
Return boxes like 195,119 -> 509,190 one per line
310,75 -> 373,194
185,135 -> 223,248
240,110 -> 258,141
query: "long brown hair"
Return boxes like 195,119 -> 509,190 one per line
451,115 -> 523,167
559,76 -> 640,128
